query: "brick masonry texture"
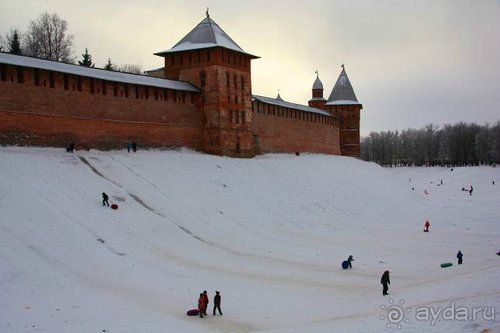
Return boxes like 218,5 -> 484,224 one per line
0,46 -> 361,157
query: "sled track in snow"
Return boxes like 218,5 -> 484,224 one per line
78,156 -> 123,188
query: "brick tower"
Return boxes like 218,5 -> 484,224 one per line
308,71 -> 326,109
324,65 -> 362,157
155,11 -> 259,157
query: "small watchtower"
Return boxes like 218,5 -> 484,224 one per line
324,65 -> 362,157
308,70 -> 326,109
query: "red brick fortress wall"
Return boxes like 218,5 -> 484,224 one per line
252,100 -> 341,155
0,64 -> 201,150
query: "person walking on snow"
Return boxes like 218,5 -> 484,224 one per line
127,142 -> 132,153
424,220 -> 430,232
381,270 -> 390,296
213,291 -> 223,315
342,255 -> 354,269
469,185 -> 473,196
198,293 -> 206,318
132,141 -> 137,153
202,290 -> 209,316
102,192 -> 109,207
457,250 -> 463,265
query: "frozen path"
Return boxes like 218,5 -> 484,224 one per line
0,147 -> 499,332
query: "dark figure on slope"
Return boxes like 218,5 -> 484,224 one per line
457,250 -> 463,265
213,291 -> 223,315
381,270 -> 390,296
66,142 -> 75,153
102,192 -> 109,207
342,255 -> 354,269
202,290 -> 209,315
469,186 -> 473,196
198,293 -> 206,318
132,141 -> 137,153
424,220 -> 430,232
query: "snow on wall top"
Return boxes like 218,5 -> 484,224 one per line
252,94 -> 333,117
154,16 -> 257,58
0,52 -> 199,92
326,68 -> 360,105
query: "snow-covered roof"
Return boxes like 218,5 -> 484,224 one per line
155,16 -> 258,58
0,52 -> 199,92
326,68 -> 360,105
252,94 -> 332,116
313,75 -> 323,90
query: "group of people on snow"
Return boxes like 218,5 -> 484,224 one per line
198,290 -> 222,318
126,141 -> 137,153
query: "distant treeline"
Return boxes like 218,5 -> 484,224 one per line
360,121 -> 500,167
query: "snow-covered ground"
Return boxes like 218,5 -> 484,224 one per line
0,147 -> 498,333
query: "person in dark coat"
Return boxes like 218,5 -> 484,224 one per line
202,290 -> 209,315
457,250 -> 463,265
213,290 -> 222,315
424,220 -> 430,232
469,186 -> 473,196
132,141 -> 137,153
102,192 -> 109,207
381,270 -> 390,295
342,255 -> 354,269
66,142 -> 75,153
198,293 -> 206,318
127,142 -> 132,153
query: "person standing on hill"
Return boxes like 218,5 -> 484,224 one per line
381,270 -> 390,296
132,141 -> 137,153
213,291 -> 223,315
457,250 -> 463,265
424,220 -> 430,232
469,185 -> 473,196
198,293 -> 206,318
102,192 -> 109,207
202,290 -> 209,316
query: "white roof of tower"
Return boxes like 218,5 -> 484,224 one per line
313,73 -> 323,90
326,66 -> 360,105
155,15 -> 258,58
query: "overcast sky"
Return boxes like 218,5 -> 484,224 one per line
1,0 -> 499,136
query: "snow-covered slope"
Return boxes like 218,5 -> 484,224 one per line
0,147 -> 498,333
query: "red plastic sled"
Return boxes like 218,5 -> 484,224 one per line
111,204 -> 118,210
187,309 -> 199,316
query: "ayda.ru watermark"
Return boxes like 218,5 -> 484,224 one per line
380,298 -> 496,328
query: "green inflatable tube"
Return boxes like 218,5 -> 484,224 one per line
441,262 -> 453,268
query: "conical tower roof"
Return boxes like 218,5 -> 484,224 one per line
155,14 -> 257,58
326,66 -> 360,105
313,73 -> 323,90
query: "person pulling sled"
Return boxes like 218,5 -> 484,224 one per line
102,192 -> 109,207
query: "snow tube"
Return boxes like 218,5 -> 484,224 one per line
440,262 -> 453,268
341,261 -> 350,269
111,204 -> 118,210
187,309 -> 199,316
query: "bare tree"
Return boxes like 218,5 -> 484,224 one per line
23,12 -> 74,62
117,63 -> 143,74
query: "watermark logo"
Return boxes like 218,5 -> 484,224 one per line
379,298 -> 411,328
380,299 -> 496,328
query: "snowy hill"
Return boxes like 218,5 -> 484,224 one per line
0,147 -> 499,333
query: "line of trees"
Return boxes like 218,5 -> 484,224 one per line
1,11 -> 144,74
360,121 -> 500,167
